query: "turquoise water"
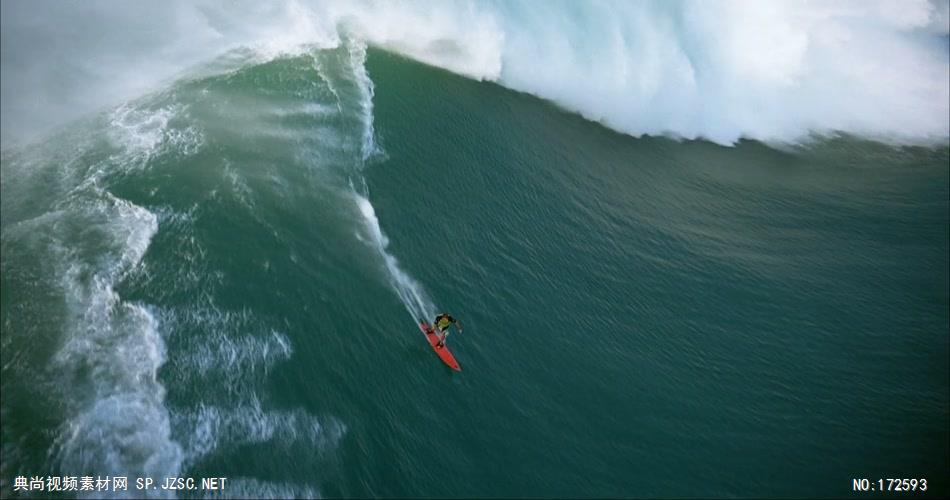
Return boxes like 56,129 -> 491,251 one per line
2,44 -> 948,499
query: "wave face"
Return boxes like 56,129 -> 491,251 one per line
2,4 -> 949,498
2,0 -> 948,146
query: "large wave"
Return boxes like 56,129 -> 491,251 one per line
3,0 -> 948,146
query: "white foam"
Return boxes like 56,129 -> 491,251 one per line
176,397 -> 345,466
107,103 -> 203,168
247,0 -> 342,61
53,392 -> 181,499
314,57 -> 346,115
345,38 -> 381,162
108,104 -> 175,164
191,330 -> 291,377
175,324 -> 293,391
479,0 -> 948,145
8,0 -> 946,146
153,301 -> 345,476
43,189 -> 184,484
331,0 -> 505,80
164,125 -> 203,157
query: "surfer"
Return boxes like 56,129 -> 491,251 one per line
433,313 -> 461,348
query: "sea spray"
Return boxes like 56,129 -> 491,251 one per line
4,0 -> 948,146
354,193 -> 435,324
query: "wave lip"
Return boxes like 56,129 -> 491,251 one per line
478,0 -> 950,145
4,0 -> 949,146
5,0 -> 948,147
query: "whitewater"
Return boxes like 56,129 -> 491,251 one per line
2,0 -> 948,147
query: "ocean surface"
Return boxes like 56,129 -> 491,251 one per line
2,35 -> 948,499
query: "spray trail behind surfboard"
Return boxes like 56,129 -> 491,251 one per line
355,194 -> 435,323
334,37 -> 435,325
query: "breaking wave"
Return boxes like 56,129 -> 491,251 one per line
3,0 -> 948,146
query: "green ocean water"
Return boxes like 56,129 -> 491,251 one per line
1,43 -> 948,499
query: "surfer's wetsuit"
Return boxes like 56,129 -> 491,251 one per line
434,313 -> 458,332
433,313 -> 461,347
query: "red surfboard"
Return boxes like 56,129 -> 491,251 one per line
419,322 -> 461,371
